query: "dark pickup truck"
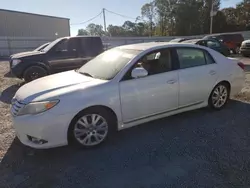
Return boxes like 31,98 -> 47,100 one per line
10,36 -> 103,82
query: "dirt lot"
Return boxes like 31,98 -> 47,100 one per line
1,60 -> 250,187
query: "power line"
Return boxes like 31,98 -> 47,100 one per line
105,8 -> 143,21
70,12 -> 102,25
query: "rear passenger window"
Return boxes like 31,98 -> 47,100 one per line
177,48 -> 206,69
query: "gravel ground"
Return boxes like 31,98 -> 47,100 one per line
1,60 -> 250,187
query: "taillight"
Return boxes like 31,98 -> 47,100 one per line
237,62 -> 245,70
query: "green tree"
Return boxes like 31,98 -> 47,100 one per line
77,29 -> 88,36
86,23 -> 105,36
141,2 -> 155,36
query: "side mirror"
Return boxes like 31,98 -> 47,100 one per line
131,67 -> 148,79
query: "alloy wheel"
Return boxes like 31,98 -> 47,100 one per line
73,114 -> 108,146
235,47 -> 240,54
212,85 -> 228,108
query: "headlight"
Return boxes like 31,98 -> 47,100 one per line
18,100 -> 59,116
12,59 -> 21,67
241,42 -> 247,47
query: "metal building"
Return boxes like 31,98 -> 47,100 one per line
0,9 -> 70,38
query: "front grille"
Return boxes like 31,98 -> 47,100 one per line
11,99 -> 25,116
245,43 -> 250,48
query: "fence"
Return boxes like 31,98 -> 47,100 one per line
102,31 -> 250,49
1,31 -> 250,57
0,36 -> 54,57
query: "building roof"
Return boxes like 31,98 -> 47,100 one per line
0,8 -> 69,20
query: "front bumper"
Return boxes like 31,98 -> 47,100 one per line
9,60 -> 24,79
240,48 -> 250,55
12,112 -> 73,149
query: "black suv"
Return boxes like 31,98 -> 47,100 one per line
10,36 -> 103,82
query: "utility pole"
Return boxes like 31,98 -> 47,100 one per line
210,0 -> 214,34
103,8 -> 107,32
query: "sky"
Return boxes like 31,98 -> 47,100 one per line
1,0 -> 243,36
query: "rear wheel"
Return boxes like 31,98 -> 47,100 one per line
208,83 -> 230,110
23,66 -> 48,82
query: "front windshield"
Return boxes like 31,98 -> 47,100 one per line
78,48 -> 141,80
34,43 -> 50,51
42,38 -> 64,52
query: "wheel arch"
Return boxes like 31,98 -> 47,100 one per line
209,80 -> 231,100
21,62 -> 50,77
67,105 -> 118,143
216,80 -> 231,92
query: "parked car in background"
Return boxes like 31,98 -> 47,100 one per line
10,42 -> 50,59
203,33 -> 244,54
182,38 -> 231,56
10,36 -> 104,82
169,38 -> 190,42
103,43 -> 112,50
240,40 -> 250,57
11,42 -> 245,149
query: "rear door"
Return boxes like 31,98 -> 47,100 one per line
176,47 -> 219,107
47,38 -> 82,72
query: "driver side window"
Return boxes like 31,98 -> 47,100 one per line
207,40 -> 220,48
54,39 -> 68,52
54,39 -> 78,53
123,49 -> 173,80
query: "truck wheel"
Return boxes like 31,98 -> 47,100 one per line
23,66 -> 48,82
233,47 -> 240,54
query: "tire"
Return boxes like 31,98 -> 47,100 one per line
23,66 -> 48,82
208,82 -> 230,110
68,108 -> 116,148
233,47 -> 240,54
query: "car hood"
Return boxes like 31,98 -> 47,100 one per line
11,51 -> 44,59
14,70 -> 106,103
10,51 -> 34,58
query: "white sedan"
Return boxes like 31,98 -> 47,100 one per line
11,42 -> 245,149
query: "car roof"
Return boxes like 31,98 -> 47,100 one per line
181,39 -> 202,44
117,42 -> 205,51
204,33 -> 243,38
61,36 -> 101,40
170,38 -> 185,41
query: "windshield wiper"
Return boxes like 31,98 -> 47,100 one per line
79,72 -> 93,78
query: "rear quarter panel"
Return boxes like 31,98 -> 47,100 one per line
209,50 -> 245,96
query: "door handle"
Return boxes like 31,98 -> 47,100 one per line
209,70 -> 216,75
167,79 -> 176,84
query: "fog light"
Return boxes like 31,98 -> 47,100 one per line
27,135 -> 48,145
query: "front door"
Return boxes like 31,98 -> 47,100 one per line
176,47 -> 218,107
48,38 -> 82,73
119,48 -> 179,123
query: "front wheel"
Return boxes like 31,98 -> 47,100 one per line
68,109 -> 115,148
23,66 -> 48,82
233,47 -> 240,54
208,83 -> 230,110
